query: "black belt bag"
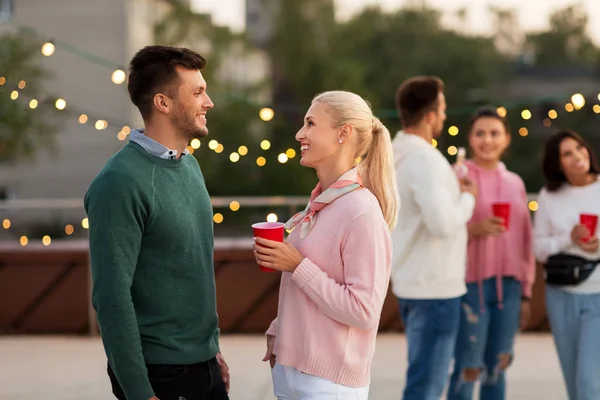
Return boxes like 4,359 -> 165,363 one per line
544,253 -> 600,286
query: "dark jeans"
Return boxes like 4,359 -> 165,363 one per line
398,296 -> 461,400
107,357 -> 229,400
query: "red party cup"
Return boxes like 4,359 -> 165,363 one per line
252,222 -> 285,272
492,203 -> 511,230
580,214 -> 598,242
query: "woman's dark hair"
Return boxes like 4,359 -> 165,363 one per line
542,130 -> 600,192
467,106 -> 511,135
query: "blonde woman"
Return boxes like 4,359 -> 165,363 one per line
253,91 -> 399,399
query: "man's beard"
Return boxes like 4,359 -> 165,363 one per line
172,109 -> 208,141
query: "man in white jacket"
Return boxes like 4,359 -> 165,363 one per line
391,76 -> 477,400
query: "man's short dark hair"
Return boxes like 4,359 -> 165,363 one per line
127,45 -> 207,120
395,76 -> 444,127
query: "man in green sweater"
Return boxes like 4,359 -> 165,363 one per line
84,45 -> 229,400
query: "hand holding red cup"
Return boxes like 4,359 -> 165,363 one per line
579,213 -> 598,243
252,222 -> 285,272
492,202 -> 511,230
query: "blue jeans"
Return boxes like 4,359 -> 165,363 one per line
448,277 -> 521,400
546,284 -> 600,400
398,297 -> 461,400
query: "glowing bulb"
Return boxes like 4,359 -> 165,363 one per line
65,224 -> 74,235
259,107 -> 274,122
448,126 -> 459,136
213,213 -> 224,224
18,80 -> 26,89
82,218 -> 89,229
496,107 -> 507,117
278,153 -> 289,163
286,148 -> 296,158
41,42 -> 55,56
42,235 -> 51,246
230,152 -> 240,162
122,126 -> 131,134
447,146 -> 458,156
266,213 -> 278,222
117,131 -> 127,141
95,120 -> 108,130
571,93 -> 585,109
20,236 -> 28,246
594,105 -> 600,114
208,140 -> 218,150
238,145 -> 248,156
548,110 -> 558,119
191,139 -> 201,149
528,201 -> 539,212
519,127 -> 528,137
0,77 -> 5,85
215,144 -> 224,154
543,118 -> 551,128
186,146 -> 194,154
260,140 -> 271,150
111,69 -> 126,84
521,109 -> 531,120
10,90 -> 18,100
432,139 -> 438,148
2,219 -> 10,229
55,98 -> 66,110
78,114 -> 88,124
565,103 -> 574,112
29,99 -> 38,109
256,156 -> 266,166
229,201 -> 240,211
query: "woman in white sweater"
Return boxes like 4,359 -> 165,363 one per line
533,130 -> 600,400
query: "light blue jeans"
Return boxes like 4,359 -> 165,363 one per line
546,284 -> 600,400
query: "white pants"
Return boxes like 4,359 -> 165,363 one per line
271,364 -> 370,400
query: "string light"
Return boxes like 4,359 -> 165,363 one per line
65,225 -> 74,235
278,153 -> 289,163
78,114 -> 88,124
528,201 -> 539,211
548,110 -> 558,119
497,107 -> 507,117
432,139 -> 438,148
593,105 -> 600,114
519,127 -> 528,137
230,152 -> 240,162
208,140 -> 219,150
0,77 -> 5,85
95,120 -> 108,130
259,107 -> 274,122
17,80 -> 26,89
215,144 -> 224,154
41,42 -> 55,56
521,109 -> 532,120
111,69 -> 126,84
238,145 -> 248,156
55,98 -> 66,110
565,103 -> 574,112
543,118 -> 551,127
266,213 -> 278,222
2,219 -> 10,229
186,145 -> 194,155
20,236 -> 28,246
571,93 -> 585,109
10,90 -> 18,100
448,126 -> 459,136
42,235 -> 51,246
229,201 -> 240,211
260,140 -> 271,150
285,148 -> 296,158
117,131 -> 127,141
29,99 -> 38,109
190,139 -> 201,149
213,213 -> 224,224
256,156 -> 266,166
82,218 -> 89,229
447,146 -> 458,156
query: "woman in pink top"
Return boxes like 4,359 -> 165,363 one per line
448,107 -> 535,400
252,90 -> 399,399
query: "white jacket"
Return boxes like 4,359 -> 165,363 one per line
390,131 -> 474,299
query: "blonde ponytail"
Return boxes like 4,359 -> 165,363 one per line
312,91 -> 400,230
360,118 -> 399,230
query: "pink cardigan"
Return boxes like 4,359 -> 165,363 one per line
464,160 -> 536,303
266,189 -> 392,388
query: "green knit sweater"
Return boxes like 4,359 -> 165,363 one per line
84,142 -> 220,400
